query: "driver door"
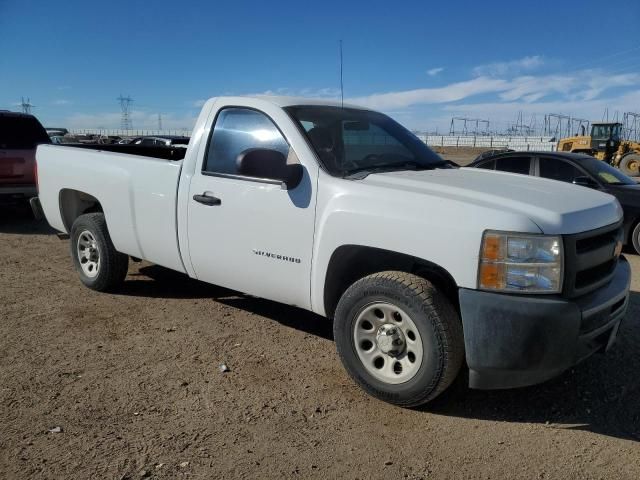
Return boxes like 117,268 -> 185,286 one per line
186,107 -> 316,309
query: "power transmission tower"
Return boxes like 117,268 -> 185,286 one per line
544,114 -> 571,138
449,117 -> 489,135
117,94 -> 133,130
623,112 -> 640,141
157,113 -> 163,131
20,97 -> 34,114
569,117 -> 590,137
508,111 -> 537,136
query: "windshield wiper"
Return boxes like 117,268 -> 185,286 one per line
344,160 -> 449,179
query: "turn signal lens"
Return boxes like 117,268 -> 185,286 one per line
481,233 -> 504,261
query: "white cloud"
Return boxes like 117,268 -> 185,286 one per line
343,68 -> 640,112
52,99 -> 71,106
473,55 -> 545,77
427,67 -> 444,76
348,77 -> 510,110
48,63 -> 640,134
579,71 -> 640,101
255,87 -> 341,98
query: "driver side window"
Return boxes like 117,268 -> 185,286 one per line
203,108 -> 290,175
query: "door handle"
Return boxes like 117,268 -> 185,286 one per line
193,193 -> 222,206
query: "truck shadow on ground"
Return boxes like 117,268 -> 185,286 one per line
123,264 -> 334,341
427,290 -> 640,442
121,264 -> 638,442
0,203 -> 55,235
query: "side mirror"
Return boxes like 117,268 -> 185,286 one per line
572,176 -> 599,189
236,148 -> 303,189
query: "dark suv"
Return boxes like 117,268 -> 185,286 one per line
0,112 -> 50,201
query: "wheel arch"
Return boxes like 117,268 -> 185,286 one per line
59,189 -> 104,233
323,245 -> 459,319
629,216 -> 640,247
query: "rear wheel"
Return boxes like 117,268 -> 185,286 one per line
334,271 -> 464,407
70,213 -> 128,291
619,153 -> 640,177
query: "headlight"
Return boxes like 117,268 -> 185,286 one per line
478,231 -> 563,293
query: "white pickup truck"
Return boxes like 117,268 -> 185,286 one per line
33,96 -> 631,406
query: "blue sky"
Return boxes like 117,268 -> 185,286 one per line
1,0 -> 639,132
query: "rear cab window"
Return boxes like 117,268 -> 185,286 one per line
0,115 -> 50,149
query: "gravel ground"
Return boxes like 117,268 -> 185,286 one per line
1,204 -> 639,480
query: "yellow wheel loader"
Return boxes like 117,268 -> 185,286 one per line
557,122 -> 640,177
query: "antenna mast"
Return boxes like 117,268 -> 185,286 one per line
339,40 -> 344,107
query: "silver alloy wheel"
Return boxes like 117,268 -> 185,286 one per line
353,302 -> 424,384
76,230 -> 101,278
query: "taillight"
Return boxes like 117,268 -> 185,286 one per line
34,160 -> 39,193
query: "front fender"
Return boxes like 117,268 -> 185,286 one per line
310,174 -> 541,316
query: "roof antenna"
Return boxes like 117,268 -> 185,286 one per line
339,39 -> 344,108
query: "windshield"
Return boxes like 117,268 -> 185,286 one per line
591,124 -> 621,141
579,156 -> 636,185
285,106 -> 447,177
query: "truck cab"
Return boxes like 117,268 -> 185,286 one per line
590,122 -> 622,154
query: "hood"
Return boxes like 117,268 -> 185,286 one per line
361,167 -> 622,235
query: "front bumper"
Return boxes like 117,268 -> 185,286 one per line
459,256 -> 631,390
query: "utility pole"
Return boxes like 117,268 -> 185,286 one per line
157,113 -> 163,131
117,94 -> 133,131
20,97 -> 34,114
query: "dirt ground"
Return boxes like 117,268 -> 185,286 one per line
431,146 -> 489,166
1,204 -> 639,480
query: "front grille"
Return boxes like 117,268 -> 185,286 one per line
563,222 -> 622,298
575,228 -> 619,254
575,259 -> 616,289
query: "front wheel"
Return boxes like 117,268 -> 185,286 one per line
70,213 -> 128,292
334,271 -> 464,407
619,153 -> 640,177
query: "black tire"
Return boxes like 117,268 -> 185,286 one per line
632,222 -> 640,255
70,213 -> 128,292
619,153 -> 640,177
334,271 -> 464,407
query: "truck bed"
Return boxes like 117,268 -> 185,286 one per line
36,144 -> 186,273
61,143 -> 187,161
